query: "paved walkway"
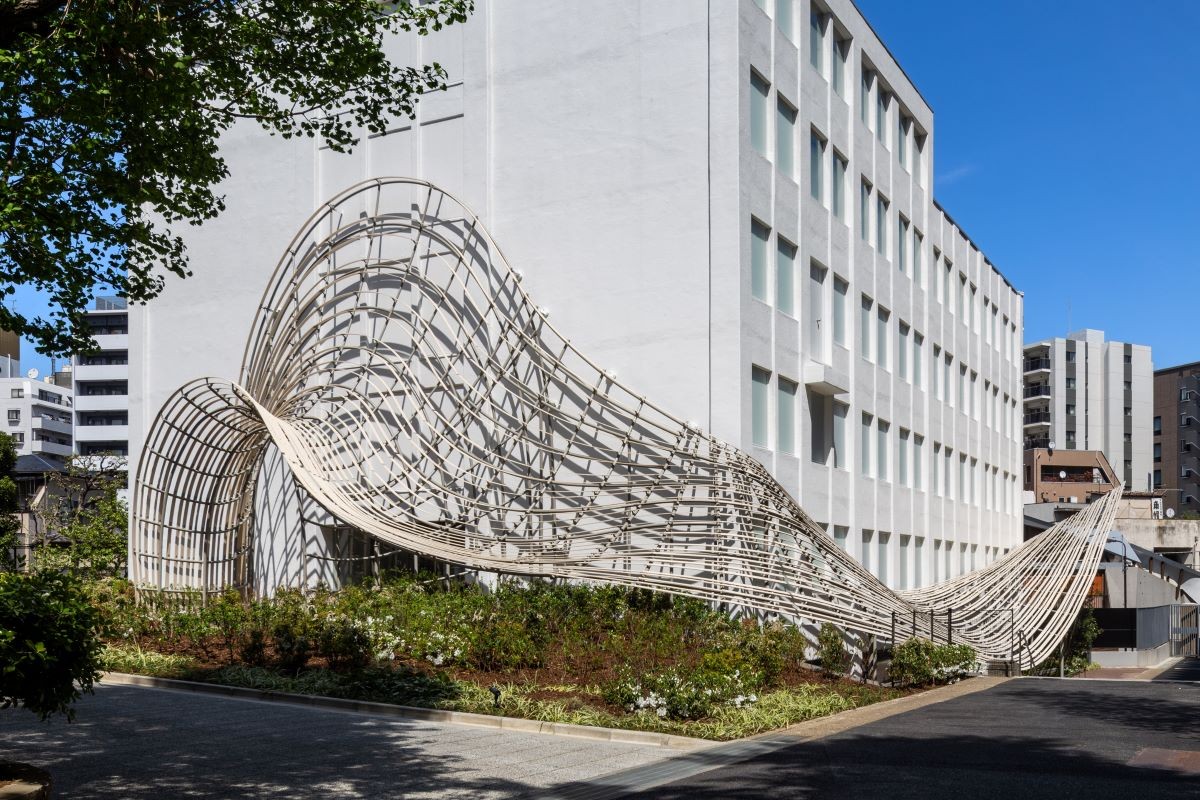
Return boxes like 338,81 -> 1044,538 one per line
1154,657 -> 1200,682
6,676 -> 1199,798
0,685 -> 680,799
1072,656 -> 1200,682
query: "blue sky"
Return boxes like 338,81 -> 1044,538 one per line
856,0 -> 1200,368
11,1 -> 1200,375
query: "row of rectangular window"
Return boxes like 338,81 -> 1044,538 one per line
929,442 -> 1020,514
858,70 -> 925,182
751,63 -> 922,199
829,527 -> 1010,589
755,1 -> 852,107
753,365 -> 1015,510
751,78 -> 1015,354
751,222 -> 850,352
754,222 -> 1002,399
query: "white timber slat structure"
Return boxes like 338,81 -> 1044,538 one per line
132,179 -> 1120,669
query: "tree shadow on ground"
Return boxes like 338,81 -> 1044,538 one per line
549,679 -> 1200,799
1000,677 -> 1200,739
578,732 -> 1199,800
0,684 -> 658,799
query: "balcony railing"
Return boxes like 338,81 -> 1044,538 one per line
1023,357 -> 1051,372
1024,384 -> 1051,399
1024,411 -> 1051,425
1024,437 -> 1051,450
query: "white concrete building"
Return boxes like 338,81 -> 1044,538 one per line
1023,329 -> 1153,490
0,377 -> 73,460
130,0 -> 1025,591
73,297 -> 130,458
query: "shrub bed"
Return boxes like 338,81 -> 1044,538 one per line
93,575 -> 913,740
888,638 -> 978,687
1,571 -> 103,719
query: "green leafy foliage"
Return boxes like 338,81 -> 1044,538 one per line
817,622 -> 850,676
32,454 -> 128,580
0,571 -> 103,719
0,433 -> 21,572
91,576 -> 916,738
889,638 -> 978,687
1032,605 -> 1102,676
601,664 -> 764,721
94,577 -> 818,688
0,0 -> 472,355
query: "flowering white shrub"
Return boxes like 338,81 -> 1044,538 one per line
393,629 -> 469,667
603,666 -> 761,721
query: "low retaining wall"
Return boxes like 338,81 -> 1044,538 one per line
1092,641 -> 1173,668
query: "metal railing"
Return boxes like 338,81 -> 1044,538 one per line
1024,411 -> 1051,425
1024,384 -> 1051,399
1023,357 -> 1051,372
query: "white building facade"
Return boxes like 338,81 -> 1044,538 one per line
0,378 -> 73,460
130,0 -> 1024,591
1023,329 -> 1153,490
73,297 -> 130,458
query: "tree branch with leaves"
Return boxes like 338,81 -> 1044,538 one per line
0,0 -> 473,355
34,452 -> 128,579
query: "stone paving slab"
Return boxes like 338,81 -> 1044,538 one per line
0,684 -> 679,799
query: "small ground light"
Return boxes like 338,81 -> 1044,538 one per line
489,685 -> 501,708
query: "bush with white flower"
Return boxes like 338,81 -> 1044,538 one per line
396,629 -> 469,668
602,665 -> 762,721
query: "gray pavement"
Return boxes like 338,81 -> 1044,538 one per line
607,678 -> 1200,799
1155,657 -> 1200,682
0,684 -> 680,799
6,677 -> 1199,799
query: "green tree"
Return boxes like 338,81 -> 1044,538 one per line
0,0 -> 472,355
34,453 -> 128,580
0,570 -> 103,719
0,432 -> 21,571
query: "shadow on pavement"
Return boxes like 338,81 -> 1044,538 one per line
1153,657 -> 1200,682
550,679 -> 1200,799
601,732 -> 1198,799
1000,678 -> 1200,738
0,685 -> 621,799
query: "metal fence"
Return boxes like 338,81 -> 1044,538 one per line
1135,605 -> 1173,651
1171,604 -> 1199,657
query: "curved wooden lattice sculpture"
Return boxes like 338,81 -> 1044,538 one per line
132,178 -> 1121,668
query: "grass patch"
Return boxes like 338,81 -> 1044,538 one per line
100,645 -> 195,678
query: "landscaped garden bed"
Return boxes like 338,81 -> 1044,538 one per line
93,576 -> 914,740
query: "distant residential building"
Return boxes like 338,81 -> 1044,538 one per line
0,329 -> 19,379
1022,447 -> 1117,504
72,297 -> 130,458
1153,360 -> 1200,516
0,377 -> 74,460
1023,329 -> 1152,489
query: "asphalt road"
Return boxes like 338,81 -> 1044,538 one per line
619,677 -> 1200,799
5,675 -> 1199,799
